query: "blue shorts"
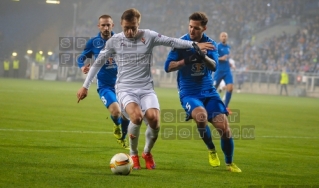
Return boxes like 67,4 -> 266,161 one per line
180,95 -> 228,121
214,71 -> 233,87
97,87 -> 118,108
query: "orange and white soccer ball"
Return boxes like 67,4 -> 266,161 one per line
109,153 -> 133,175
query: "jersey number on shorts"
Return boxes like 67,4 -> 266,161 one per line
101,96 -> 107,105
186,102 -> 191,112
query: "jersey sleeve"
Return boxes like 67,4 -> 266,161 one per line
77,40 -> 93,68
82,38 -> 115,89
164,49 -> 181,73
149,30 -> 193,49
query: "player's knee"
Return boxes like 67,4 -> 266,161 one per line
192,108 -> 207,124
110,110 -> 121,118
129,112 -> 143,125
211,114 -> 230,135
227,84 -> 234,92
109,102 -> 121,117
220,127 -> 232,138
145,109 -> 160,128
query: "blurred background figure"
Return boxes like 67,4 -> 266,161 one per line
12,57 -> 20,78
3,57 -> 10,77
280,67 -> 289,96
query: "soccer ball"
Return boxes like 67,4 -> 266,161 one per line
109,153 -> 133,175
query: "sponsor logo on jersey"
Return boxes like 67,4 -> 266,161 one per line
141,37 -> 146,44
191,63 -> 205,76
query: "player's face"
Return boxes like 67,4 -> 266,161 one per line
98,18 -> 114,39
188,20 -> 206,42
220,32 -> 228,44
121,18 -> 139,38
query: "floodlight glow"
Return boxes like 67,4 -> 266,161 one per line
46,0 -> 60,4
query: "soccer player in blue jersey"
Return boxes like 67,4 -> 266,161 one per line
77,15 -> 129,149
164,12 -> 241,172
214,32 -> 233,114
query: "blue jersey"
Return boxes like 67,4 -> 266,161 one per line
77,32 -> 117,89
217,43 -> 231,72
164,33 -> 219,98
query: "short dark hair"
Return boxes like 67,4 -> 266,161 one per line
99,14 -> 112,20
121,8 -> 141,22
189,12 -> 208,26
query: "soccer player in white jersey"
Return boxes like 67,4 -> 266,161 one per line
77,8 -> 214,170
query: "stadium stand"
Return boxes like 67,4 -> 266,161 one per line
1,0 -> 318,96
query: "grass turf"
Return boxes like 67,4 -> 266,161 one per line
0,78 -> 318,188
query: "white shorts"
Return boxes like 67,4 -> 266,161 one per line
117,89 -> 160,120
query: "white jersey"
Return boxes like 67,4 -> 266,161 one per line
83,29 -> 193,90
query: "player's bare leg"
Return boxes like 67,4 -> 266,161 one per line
108,102 -> 123,139
192,107 -> 220,167
109,102 -> 129,149
210,114 -> 241,172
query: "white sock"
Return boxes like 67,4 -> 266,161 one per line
143,125 -> 160,154
128,122 -> 141,156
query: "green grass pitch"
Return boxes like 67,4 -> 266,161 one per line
0,78 -> 318,188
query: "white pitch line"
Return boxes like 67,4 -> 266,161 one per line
0,129 -> 318,139
259,136 -> 318,139
0,129 -> 109,134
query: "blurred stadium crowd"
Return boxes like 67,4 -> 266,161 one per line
74,0 -> 319,73
0,0 -> 319,78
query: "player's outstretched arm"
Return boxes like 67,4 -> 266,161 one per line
77,87 -> 88,103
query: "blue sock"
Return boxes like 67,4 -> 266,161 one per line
120,118 -> 129,139
197,125 -> 215,150
221,137 -> 234,164
224,91 -> 232,108
110,116 -> 121,126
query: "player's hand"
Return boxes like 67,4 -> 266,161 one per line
184,53 -> 202,65
77,87 -> 88,103
195,42 -> 215,51
220,55 -> 228,61
192,43 -> 206,59
81,64 -> 90,74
